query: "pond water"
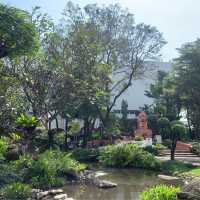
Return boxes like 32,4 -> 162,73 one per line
63,168 -> 165,200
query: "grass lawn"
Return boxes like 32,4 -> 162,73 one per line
189,168 -> 200,176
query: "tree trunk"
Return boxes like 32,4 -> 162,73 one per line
64,118 -> 68,151
186,107 -> 193,139
83,119 -> 90,147
171,139 -> 177,160
55,117 -> 59,131
48,120 -> 53,149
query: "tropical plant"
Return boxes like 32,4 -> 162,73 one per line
99,144 -> 161,170
72,148 -> 99,162
139,184 -> 180,200
16,114 -> 38,127
1,182 -> 32,200
0,137 -> 9,156
30,150 -> 86,189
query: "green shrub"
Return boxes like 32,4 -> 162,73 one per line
0,163 -> 23,186
144,144 -> 167,155
72,148 -> 99,162
1,182 -> 32,200
30,150 -> 86,189
0,137 -> 9,156
16,113 -> 38,127
191,142 -> 200,156
163,139 -> 172,148
135,136 -> 144,141
144,146 -> 158,155
139,184 -> 180,200
11,154 -> 34,181
161,160 -> 194,175
99,144 -> 161,170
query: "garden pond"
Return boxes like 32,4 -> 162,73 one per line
63,168 -> 176,200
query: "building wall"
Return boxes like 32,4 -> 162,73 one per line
114,61 -> 172,110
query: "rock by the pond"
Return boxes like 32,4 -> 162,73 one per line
158,174 -> 182,184
31,189 -> 74,200
177,178 -> 200,200
79,170 -> 117,189
158,174 -> 180,181
95,180 -> 117,189
54,194 -> 67,200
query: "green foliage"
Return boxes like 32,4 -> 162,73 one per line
161,160 -> 194,175
0,137 -> 9,157
16,113 -> 38,127
174,39 -> 200,138
0,4 -> 39,58
135,136 -> 144,141
155,143 -> 167,151
11,154 -> 34,181
158,117 -> 170,128
0,163 -> 23,187
68,121 -> 81,136
9,132 -> 22,141
191,142 -> 200,156
189,168 -> 200,176
171,123 -> 186,139
144,144 -> 167,156
90,131 -> 101,140
30,150 -> 86,189
1,182 -> 32,200
104,114 -> 121,138
72,148 -> 99,162
99,144 -> 161,170
139,184 -> 180,200
158,117 -> 170,139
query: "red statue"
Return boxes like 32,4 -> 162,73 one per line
134,111 -> 152,139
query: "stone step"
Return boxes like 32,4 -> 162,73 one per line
159,153 -> 199,156
161,150 -> 192,153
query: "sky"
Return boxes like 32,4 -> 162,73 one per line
1,0 -> 200,61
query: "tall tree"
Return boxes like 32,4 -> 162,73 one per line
60,2 -> 166,127
174,39 -> 200,139
0,4 -> 39,58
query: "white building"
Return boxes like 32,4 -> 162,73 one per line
114,61 -> 172,111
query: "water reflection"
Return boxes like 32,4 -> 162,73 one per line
63,168 -> 164,200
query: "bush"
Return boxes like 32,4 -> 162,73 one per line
0,137 -> 9,156
191,142 -> 200,156
139,184 -> 180,200
30,150 -> 86,189
163,139 -> 172,148
99,144 -> 161,170
11,154 -> 34,181
72,148 -> 99,162
1,182 -> 32,200
16,113 -> 38,127
144,144 -> 167,155
161,160 -> 194,175
0,163 -> 23,187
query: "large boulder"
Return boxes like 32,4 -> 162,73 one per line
95,180 -> 117,189
158,174 -> 182,185
177,178 -> 200,200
